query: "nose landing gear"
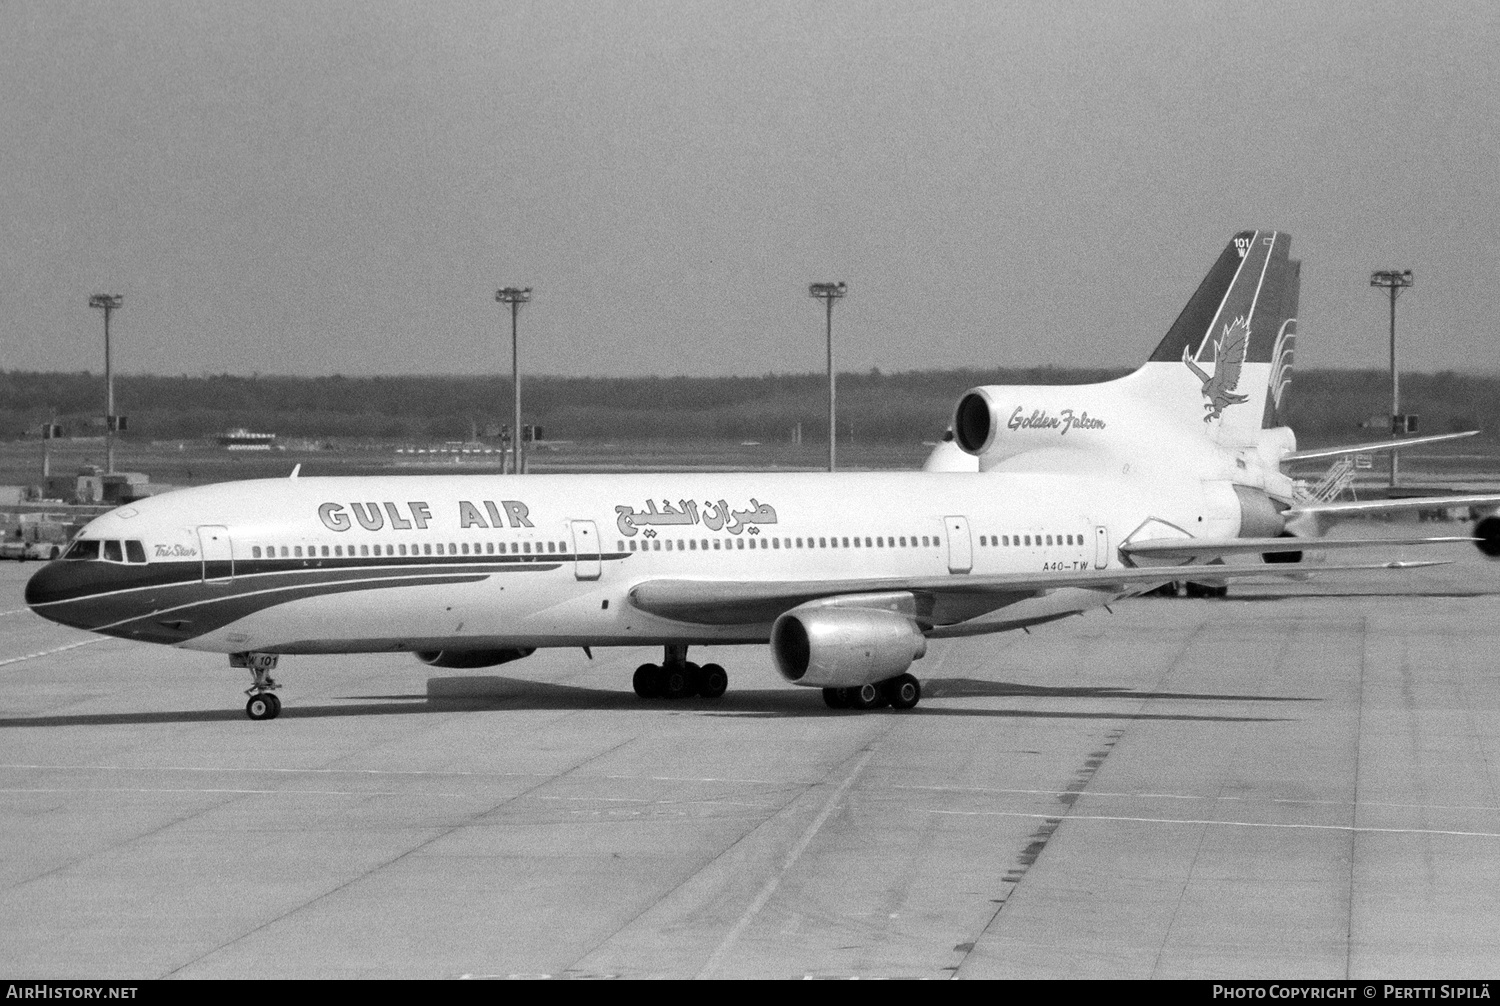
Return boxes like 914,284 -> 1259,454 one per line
232,652 -> 282,721
246,692 -> 281,721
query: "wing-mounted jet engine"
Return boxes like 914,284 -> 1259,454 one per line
769,592 -> 926,710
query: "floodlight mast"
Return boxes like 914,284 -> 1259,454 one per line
808,282 -> 847,472
88,294 -> 124,475
1370,269 -> 1414,488
495,287 -> 532,475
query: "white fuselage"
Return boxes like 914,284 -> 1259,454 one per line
55,467 -> 1238,656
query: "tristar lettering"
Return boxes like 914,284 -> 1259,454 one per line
1007,407 -> 1107,435
153,544 -> 197,558
318,500 -> 527,533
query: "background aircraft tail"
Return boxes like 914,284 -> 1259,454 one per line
952,231 -> 1301,468
1138,230 -> 1300,443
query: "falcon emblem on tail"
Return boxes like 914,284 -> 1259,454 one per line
1183,316 -> 1252,421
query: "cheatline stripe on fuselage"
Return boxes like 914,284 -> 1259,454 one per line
91,569 -> 505,640
33,554 -> 629,644
28,551 -> 630,607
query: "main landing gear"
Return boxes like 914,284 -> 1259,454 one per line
632,643 -> 728,701
232,652 -> 282,721
821,673 -> 922,712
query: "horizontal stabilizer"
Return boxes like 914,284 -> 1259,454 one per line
628,561 -> 1447,625
1284,430 -> 1477,462
1122,536 -> 1476,562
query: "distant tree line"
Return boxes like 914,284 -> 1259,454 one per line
1,368 -> 1495,446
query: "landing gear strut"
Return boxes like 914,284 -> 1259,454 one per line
822,673 -> 922,711
632,644 -> 728,701
232,652 -> 282,721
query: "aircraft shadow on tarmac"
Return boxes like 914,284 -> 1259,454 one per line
0,675 -> 1302,728
921,678 -> 1312,703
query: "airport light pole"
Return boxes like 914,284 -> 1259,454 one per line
1370,269 -> 1414,488
88,294 -> 124,475
808,282 -> 847,472
495,286 -> 531,475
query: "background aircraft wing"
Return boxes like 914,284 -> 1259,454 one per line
1286,495 -> 1500,536
1282,430 -> 1476,462
1121,535 -> 1475,562
626,561 -> 1446,625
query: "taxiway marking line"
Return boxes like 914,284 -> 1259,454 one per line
930,808 -> 1500,840
1,764 -> 1487,817
892,783 -> 1500,815
0,608 -> 33,618
538,794 -> 778,810
0,637 -> 106,668
696,747 -> 876,979
0,763 -> 782,786
0,786 -> 422,797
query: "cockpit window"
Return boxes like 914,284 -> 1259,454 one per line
63,540 -> 101,561
60,539 -> 147,562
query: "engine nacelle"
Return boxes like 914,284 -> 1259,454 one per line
771,603 -> 926,688
1232,484 -> 1289,538
953,389 -> 997,455
415,648 -> 535,669
1476,515 -> 1500,557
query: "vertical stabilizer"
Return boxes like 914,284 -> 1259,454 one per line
1140,231 -> 1298,446
1261,257 -> 1299,429
949,230 -> 1301,473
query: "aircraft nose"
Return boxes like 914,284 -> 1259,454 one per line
24,560 -> 113,630
25,559 -> 76,608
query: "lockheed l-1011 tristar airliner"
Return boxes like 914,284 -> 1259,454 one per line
25,232 -> 1500,718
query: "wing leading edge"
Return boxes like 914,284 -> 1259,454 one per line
627,561 -> 1447,626
1121,535 -> 1476,562
1282,430 -> 1477,462
1286,495 -> 1500,537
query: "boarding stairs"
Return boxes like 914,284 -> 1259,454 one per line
1297,455 -> 1357,504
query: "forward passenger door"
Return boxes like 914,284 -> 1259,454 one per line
570,520 -> 601,581
197,525 -> 234,583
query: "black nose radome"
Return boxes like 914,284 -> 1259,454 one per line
24,561 -> 81,609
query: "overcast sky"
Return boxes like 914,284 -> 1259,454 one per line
2,1 -> 1496,379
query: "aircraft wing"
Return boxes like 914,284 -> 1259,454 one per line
626,561 -> 1447,625
1121,535 -> 1475,562
1282,430 -> 1476,462
1285,495 -> 1500,536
